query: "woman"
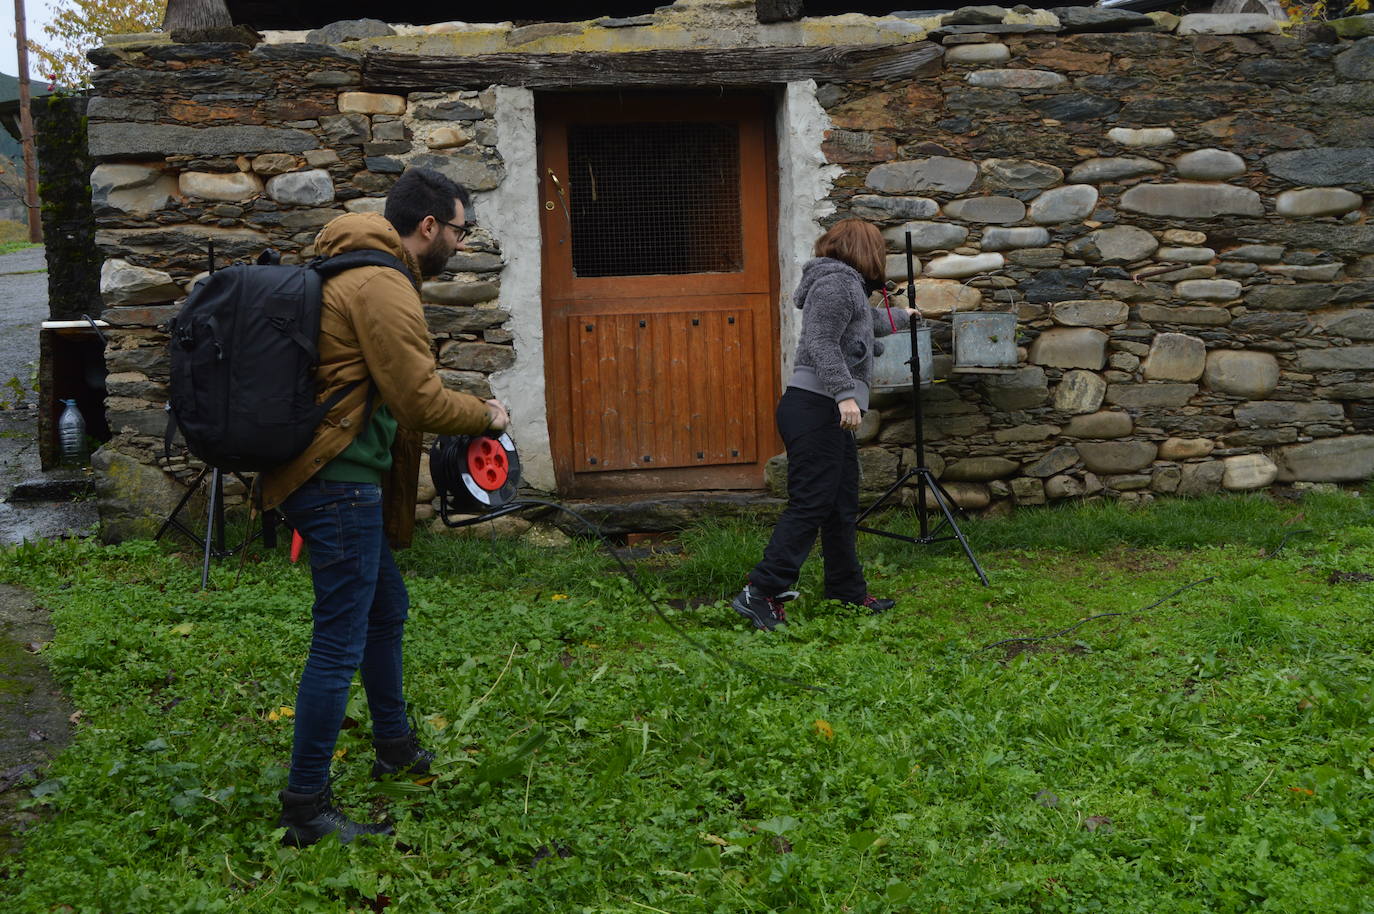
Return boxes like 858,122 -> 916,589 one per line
732,219 -> 917,631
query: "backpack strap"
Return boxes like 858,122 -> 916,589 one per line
294,251 -> 415,356
163,403 -> 179,463
249,250 -> 413,372
300,252 -> 402,443
311,250 -> 414,286
310,377 -> 367,428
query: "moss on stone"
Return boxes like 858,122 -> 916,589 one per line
795,16 -> 934,45
347,29 -> 515,57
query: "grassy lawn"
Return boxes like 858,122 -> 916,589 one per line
0,219 -> 39,256
2,490 -> 1372,912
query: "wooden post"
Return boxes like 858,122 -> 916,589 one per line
13,0 -> 43,244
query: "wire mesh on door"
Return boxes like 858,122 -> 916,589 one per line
566,122 -> 743,278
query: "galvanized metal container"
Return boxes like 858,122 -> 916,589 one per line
951,311 -> 1018,373
871,323 -> 933,391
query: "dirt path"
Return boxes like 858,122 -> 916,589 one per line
0,584 -> 72,859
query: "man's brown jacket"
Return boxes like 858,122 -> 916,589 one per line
260,212 -> 492,546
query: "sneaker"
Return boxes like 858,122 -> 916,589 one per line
731,585 -> 796,631
860,595 -> 896,615
371,731 -> 435,780
278,786 -> 392,847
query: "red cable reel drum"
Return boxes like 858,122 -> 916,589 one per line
430,432 -> 522,518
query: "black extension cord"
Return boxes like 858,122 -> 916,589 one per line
509,498 -> 827,693
429,440 -> 827,692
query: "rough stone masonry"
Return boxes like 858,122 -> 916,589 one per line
82,1 -> 1374,538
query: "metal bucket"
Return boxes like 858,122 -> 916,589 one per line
871,323 -> 933,391
951,311 -> 1018,373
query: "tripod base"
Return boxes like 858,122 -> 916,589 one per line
155,465 -> 259,589
856,465 -> 989,586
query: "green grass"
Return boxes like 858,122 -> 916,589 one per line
0,219 -> 37,255
2,490 -> 1373,913
0,241 -> 40,258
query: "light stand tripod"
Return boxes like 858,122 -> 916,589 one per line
856,231 -> 989,586
154,464 -> 261,589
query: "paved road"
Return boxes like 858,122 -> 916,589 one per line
0,247 -> 46,397
0,246 -> 98,545
0,248 -> 85,854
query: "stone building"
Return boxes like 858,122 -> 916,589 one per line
85,0 -> 1374,538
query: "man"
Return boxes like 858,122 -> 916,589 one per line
260,166 -> 508,846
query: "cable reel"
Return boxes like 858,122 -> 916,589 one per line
430,432 -> 523,521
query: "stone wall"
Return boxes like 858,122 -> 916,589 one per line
86,44 -> 513,537
80,3 -> 1374,535
35,94 -> 108,472
35,95 -> 101,321
812,9 -> 1374,510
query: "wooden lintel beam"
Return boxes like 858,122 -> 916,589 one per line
363,42 -> 944,92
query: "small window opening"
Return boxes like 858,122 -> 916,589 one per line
566,122 -> 743,278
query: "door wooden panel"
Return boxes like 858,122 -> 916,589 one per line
538,93 -> 779,495
568,307 -> 756,473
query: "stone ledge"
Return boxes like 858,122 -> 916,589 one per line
9,476 -> 94,503
552,492 -> 786,536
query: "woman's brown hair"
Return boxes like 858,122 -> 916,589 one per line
814,218 -> 886,284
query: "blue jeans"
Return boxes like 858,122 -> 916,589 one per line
281,479 -> 410,793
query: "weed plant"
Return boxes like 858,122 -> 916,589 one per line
1,490 -> 1372,912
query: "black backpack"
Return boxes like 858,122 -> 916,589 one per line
166,250 -> 413,473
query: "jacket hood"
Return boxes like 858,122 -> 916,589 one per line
315,213 -> 419,281
795,257 -> 860,309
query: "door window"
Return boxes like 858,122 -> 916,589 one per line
566,122 -> 743,278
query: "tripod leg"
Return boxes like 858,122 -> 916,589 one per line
213,468 -> 226,555
914,468 -> 932,539
924,476 -> 989,586
202,469 -> 219,590
857,469 -> 914,525
228,473 -> 263,555
927,474 -> 971,521
155,466 -> 209,542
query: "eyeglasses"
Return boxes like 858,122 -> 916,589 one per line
442,220 -> 473,242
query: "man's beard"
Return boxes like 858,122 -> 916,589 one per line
418,234 -> 451,277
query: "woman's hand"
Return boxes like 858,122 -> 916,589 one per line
838,398 -> 862,432
906,307 -> 920,319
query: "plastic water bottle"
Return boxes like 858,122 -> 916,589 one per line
58,399 -> 87,465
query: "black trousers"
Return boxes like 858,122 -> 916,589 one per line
749,387 -> 867,604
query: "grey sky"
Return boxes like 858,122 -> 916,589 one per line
2,0 -> 62,81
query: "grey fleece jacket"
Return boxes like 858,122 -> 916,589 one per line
788,257 -> 910,411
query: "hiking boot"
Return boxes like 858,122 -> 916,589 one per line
278,786 -> 392,847
371,731 -> 435,780
730,585 -> 797,631
859,595 -> 896,615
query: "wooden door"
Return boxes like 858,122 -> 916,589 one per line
538,93 -> 779,495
